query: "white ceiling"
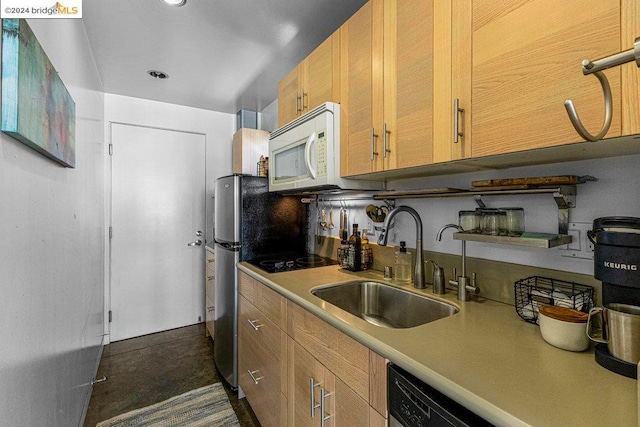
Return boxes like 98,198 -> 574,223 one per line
82,0 -> 367,114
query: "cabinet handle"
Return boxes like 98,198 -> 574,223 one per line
207,306 -> 214,312
247,319 -> 262,331
383,123 -> 391,158
370,128 -> 379,161
295,92 -> 301,116
310,378 -> 321,418
206,258 -> 214,263
453,98 -> 465,143
320,387 -> 332,427
302,91 -> 308,111
207,275 -> 214,280
247,369 -> 263,385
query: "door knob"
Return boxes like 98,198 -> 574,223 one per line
187,239 -> 202,247
195,231 -> 202,236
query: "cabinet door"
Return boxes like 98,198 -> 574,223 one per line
305,31 -> 341,114
278,66 -> 302,127
288,340 -> 324,426
238,296 -> 287,427
457,0 -> 622,157
288,339 -> 369,427
383,0 -> 434,170
341,0 -> 384,176
205,252 -> 215,338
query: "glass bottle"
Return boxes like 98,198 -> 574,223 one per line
347,223 -> 362,271
394,241 -> 412,283
361,229 -> 370,267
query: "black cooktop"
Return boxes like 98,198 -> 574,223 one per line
246,252 -> 338,273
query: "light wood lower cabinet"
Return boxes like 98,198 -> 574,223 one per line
205,250 -> 215,338
237,271 -> 388,426
238,294 -> 287,427
288,340 -> 370,426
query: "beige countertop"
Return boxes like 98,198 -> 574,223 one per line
237,262 -> 637,427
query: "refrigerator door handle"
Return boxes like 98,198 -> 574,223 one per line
214,240 -> 241,251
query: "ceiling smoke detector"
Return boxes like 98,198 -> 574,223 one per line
161,0 -> 186,6
147,70 -> 169,79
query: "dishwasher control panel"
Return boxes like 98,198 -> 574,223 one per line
388,364 -> 494,427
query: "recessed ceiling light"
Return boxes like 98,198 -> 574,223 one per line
148,70 -> 169,79
161,0 -> 186,6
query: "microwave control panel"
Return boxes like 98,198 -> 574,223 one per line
317,130 -> 327,177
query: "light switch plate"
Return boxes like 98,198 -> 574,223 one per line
558,222 -> 594,259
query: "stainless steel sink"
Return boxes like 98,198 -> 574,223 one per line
311,281 -> 458,328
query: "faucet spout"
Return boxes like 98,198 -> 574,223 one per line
378,206 -> 425,289
436,223 -> 478,301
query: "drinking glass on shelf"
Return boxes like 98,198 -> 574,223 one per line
501,207 -> 525,236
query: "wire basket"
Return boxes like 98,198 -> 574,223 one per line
337,246 -> 373,271
514,276 -> 594,324
256,156 -> 268,177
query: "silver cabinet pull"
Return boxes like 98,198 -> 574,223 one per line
564,69 -> 612,142
383,123 -> 391,158
207,275 -> 214,280
206,258 -> 215,263
295,92 -> 301,116
247,369 -> 263,385
195,231 -> 202,236
453,98 -> 465,143
370,128 -> 379,161
247,319 -> 262,331
310,378 -> 321,418
187,239 -> 202,247
302,91 -> 308,111
320,387 -> 332,427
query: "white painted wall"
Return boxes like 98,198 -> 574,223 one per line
104,94 -> 235,246
311,154 -> 640,277
0,19 -> 105,427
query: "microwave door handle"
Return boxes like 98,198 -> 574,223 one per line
304,132 -> 317,179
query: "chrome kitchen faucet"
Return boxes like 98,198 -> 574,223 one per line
378,206 -> 425,289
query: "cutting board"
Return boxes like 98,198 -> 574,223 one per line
471,175 -> 584,188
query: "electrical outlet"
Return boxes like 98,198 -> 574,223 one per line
559,222 -> 594,260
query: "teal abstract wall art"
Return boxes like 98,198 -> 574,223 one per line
1,19 -> 76,168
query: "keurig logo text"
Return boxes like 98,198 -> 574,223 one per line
603,261 -> 638,271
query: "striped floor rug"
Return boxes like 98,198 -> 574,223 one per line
96,383 -> 240,427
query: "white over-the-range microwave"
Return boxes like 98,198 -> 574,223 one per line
268,102 -> 385,193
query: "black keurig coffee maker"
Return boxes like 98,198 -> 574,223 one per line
588,216 -> 640,378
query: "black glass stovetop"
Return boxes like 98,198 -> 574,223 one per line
246,252 -> 338,273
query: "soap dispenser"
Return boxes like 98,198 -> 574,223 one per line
394,241 -> 412,283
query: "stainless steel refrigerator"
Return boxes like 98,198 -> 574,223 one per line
213,174 -> 305,389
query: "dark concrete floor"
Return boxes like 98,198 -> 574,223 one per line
83,324 -> 259,427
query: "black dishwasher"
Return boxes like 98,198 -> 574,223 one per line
388,364 -> 494,427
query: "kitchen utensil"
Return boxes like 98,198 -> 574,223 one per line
538,305 -> 590,352
320,208 -> 327,230
328,206 -> 335,229
587,303 -> 640,364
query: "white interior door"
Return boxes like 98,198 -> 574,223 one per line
110,123 -> 206,342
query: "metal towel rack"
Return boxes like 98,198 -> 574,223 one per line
565,36 -> 640,142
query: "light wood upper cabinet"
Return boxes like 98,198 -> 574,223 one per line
452,0 -> 627,158
341,0 -> 446,176
277,30 -> 341,128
